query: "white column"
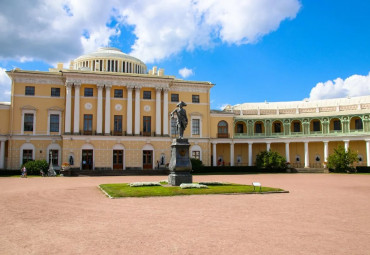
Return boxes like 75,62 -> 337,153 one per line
126,86 -> 133,135
323,141 -> 329,163
155,88 -> 162,136
266,142 -> 271,151
65,82 -> 73,134
344,140 -> 349,152
105,85 -> 111,135
366,140 -> 370,167
212,143 -> 217,166
0,140 -> 5,169
304,141 -> 309,168
230,142 -> 234,166
125,62 -> 128,73
163,88 -> 169,136
285,142 -> 290,162
248,143 -> 253,166
134,86 -> 141,135
73,83 -> 81,134
97,84 -> 104,134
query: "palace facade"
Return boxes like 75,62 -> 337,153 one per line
0,47 -> 369,171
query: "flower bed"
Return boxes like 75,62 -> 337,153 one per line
129,182 -> 161,187
180,183 -> 208,189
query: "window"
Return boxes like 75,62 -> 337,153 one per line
255,123 -> 262,133
25,86 -> 35,96
313,120 -> 321,131
218,121 -> 228,138
84,88 -> 93,97
171,118 -> 177,135
274,122 -> 281,133
50,114 -> 59,132
236,123 -> 244,133
143,91 -> 151,99
143,116 -> 151,135
22,150 -> 33,165
114,89 -> 123,98
192,151 -> 200,160
51,88 -> 60,97
293,122 -> 301,132
333,120 -> 341,131
49,150 -> 58,166
171,94 -> 179,102
355,118 -> 363,130
24,113 -> 34,132
192,119 -> 200,135
83,114 -> 93,134
192,95 -> 200,103
114,115 -> 122,134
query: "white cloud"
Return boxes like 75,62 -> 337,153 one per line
309,72 -> 370,100
0,68 -> 11,102
0,0 -> 301,64
178,67 -> 194,78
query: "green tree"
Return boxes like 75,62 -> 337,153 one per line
190,158 -> 204,171
255,150 -> 287,169
23,160 -> 49,175
327,145 -> 358,173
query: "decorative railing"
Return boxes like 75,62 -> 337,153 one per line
217,133 -> 230,138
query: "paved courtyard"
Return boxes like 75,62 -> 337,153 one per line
1,174 -> 370,255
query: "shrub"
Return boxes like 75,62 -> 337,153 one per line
327,145 -> 358,173
191,158 -> 204,171
23,160 -> 49,175
255,150 -> 287,169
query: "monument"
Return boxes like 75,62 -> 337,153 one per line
48,152 -> 57,177
168,101 -> 193,186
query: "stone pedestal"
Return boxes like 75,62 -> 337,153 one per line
168,139 -> 192,186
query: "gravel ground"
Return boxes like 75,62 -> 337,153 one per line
1,174 -> 370,255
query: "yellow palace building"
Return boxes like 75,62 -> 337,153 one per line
0,47 -> 370,171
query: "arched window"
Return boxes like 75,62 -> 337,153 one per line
272,121 -> 283,134
218,121 -> 229,138
330,118 -> 341,132
350,116 -> 363,131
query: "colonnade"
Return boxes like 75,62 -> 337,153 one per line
212,139 -> 370,167
65,82 -> 169,136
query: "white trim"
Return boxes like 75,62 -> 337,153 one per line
190,144 -> 202,161
46,143 -> 62,167
21,109 -> 36,135
142,144 -> 154,169
20,143 -> 35,166
191,116 -> 202,138
14,94 -> 65,99
47,110 -> 62,135
112,143 -> 126,170
81,143 -> 95,170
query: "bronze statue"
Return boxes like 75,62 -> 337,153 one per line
170,101 -> 188,138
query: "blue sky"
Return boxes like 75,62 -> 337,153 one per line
0,0 -> 369,109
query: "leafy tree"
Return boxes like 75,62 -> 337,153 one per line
327,145 -> 358,173
22,160 -> 49,175
255,150 -> 287,169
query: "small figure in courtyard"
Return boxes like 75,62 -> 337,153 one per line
21,166 -> 27,178
170,101 -> 188,139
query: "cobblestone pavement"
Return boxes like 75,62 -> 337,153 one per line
1,174 -> 370,255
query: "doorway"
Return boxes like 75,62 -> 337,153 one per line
113,150 -> 124,170
82,150 -> 93,170
143,150 -> 153,169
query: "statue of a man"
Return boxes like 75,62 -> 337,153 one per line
170,101 -> 188,138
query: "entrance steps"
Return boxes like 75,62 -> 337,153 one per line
292,168 -> 327,173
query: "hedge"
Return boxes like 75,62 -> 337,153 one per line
192,166 -> 287,174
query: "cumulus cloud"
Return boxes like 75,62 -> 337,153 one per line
0,0 -> 300,64
309,72 -> 370,100
178,67 -> 194,78
0,68 -> 11,102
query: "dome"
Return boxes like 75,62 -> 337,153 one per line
71,47 -> 147,74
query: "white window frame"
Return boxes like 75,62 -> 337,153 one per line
21,109 -> 36,135
47,110 -> 62,135
190,145 -> 202,161
20,143 -> 35,167
191,116 -> 202,137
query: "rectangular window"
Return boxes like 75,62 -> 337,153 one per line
192,151 -> 200,160
255,123 -> 262,133
114,89 -> 123,98
84,88 -> 93,97
274,122 -> 281,133
236,124 -> 244,133
114,115 -> 122,134
333,120 -> 341,131
143,91 -> 151,99
192,119 -> 200,135
192,95 -> 200,103
171,94 -> 179,102
51,88 -> 60,97
143,116 -> 151,135
24,113 -> 34,132
49,150 -> 58,166
22,150 -> 33,165
293,122 -> 301,132
171,118 -> 177,135
313,121 -> 321,131
355,119 -> 363,130
25,86 -> 35,96
83,114 -> 93,134
50,114 -> 59,132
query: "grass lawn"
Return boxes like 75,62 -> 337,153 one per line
99,183 -> 287,198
